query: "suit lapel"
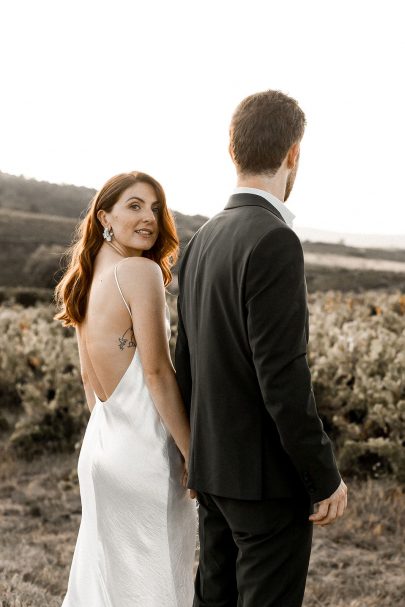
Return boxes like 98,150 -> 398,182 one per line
224,193 -> 286,224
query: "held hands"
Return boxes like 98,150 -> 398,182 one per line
309,479 -> 348,526
181,457 -> 197,500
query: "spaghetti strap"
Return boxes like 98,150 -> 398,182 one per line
114,263 -> 132,318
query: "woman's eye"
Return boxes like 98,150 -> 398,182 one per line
130,204 -> 140,210
152,207 -> 160,215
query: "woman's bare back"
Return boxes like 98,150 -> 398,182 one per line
76,252 -> 137,405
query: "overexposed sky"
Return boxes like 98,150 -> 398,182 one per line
0,0 -> 404,236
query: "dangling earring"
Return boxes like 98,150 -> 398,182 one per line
103,226 -> 113,241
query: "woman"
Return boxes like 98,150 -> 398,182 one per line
55,171 -> 197,607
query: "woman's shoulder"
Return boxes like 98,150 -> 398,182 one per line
116,256 -> 161,273
115,257 -> 164,290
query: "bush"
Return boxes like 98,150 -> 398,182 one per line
308,290 -> 405,481
0,305 -> 88,457
0,287 -> 53,307
0,290 -> 404,481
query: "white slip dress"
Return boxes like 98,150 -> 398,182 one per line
61,265 -> 197,607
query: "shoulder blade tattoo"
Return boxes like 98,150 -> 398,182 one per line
118,327 -> 136,350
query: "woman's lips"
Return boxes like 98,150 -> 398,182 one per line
135,229 -> 154,239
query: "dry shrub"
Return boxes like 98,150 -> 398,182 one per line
307,290 -> 405,482
0,305 -> 88,457
0,290 -> 404,482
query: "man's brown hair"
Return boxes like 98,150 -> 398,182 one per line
229,90 -> 306,175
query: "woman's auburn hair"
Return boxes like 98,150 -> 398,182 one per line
54,171 -> 179,327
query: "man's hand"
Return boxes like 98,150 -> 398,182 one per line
309,479 -> 348,526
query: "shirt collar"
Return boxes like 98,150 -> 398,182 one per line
232,187 -> 295,228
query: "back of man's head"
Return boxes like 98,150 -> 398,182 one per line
229,90 -> 306,176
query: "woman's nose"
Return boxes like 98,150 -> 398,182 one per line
142,208 -> 157,223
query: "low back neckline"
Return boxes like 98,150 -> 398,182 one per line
91,262 -> 171,406
94,349 -> 138,406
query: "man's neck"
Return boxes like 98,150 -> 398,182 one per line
236,173 -> 287,203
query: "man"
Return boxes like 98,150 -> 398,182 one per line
175,90 -> 347,607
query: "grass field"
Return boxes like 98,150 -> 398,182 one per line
0,450 -> 404,607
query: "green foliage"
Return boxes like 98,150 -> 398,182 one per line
0,290 -> 404,483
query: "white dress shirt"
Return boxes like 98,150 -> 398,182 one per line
233,187 -> 295,228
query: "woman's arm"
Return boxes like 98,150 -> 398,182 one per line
143,363 -> 191,461
117,258 -> 191,461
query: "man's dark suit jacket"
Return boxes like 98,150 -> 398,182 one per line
175,193 -> 341,503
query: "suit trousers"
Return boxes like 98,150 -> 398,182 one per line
193,491 -> 313,607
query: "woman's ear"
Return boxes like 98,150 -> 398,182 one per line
97,209 -> 108,228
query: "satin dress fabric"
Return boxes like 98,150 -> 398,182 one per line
61,298 -> 197,607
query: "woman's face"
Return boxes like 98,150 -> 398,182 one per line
104,181 -> 161,254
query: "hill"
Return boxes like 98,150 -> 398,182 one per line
0,171 -> 404,291
0,171 -> 92,218
0,206 -> 207,288
295,226 -> 405,250
0,170 -> 206,248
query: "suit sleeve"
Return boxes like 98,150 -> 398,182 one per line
245,227 -> 341,502
175,290 -> 192,419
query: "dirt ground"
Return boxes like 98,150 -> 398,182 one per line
0,451 -> 404,607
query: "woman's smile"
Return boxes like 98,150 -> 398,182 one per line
134,228 -> 155,239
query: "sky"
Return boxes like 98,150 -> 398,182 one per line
0,0 -> 404,237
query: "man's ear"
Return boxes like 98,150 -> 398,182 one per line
228,124 -> 237,162
286,142 -> 300,169
228,140 -> 235,162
